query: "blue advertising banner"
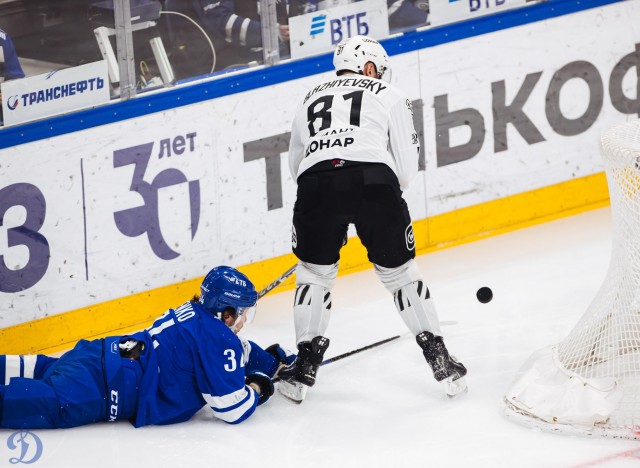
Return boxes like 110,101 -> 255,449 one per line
289,0 -> 389,60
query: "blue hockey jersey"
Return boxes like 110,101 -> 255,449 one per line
130,301 -> 259,427
0,28 -> 24,81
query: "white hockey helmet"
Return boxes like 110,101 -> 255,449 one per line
333,35 -> 392,83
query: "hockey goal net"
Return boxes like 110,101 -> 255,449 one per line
503,120 -> 640,440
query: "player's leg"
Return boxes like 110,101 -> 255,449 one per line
375,260 -> 441,335
48,339 -> 130,427
0,354 -> 59,382
0,378 -> 63,429
278,262 -> 334,402
355,164 -> 467,396
375,261 -> 467,396
0,353 -> 92,428
1,339 -> 123,428
279,169 -> 349,401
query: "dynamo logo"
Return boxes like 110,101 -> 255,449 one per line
310,15 -> 327,36
7,429 -> 44,464
6,95 -> 19,111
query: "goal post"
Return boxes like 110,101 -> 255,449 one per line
503,120 -> 640,440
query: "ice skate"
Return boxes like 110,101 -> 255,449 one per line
278,336 -> 329,403
278,380 -> 309,403
416,331 -> 468,398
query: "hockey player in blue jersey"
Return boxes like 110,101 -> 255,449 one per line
0,266 -> 294,429
0,26 -> 25,122
0,28 -> 23,82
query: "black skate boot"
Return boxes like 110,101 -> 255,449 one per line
278,336 -> 330,403
416,331 -> 468,397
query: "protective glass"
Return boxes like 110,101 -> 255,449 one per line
237,305 -> 257,324
229,304 -> 256,334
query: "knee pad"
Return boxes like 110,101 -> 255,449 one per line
293,284 -> 332,343
374,259 -> 422,294
296,261 -> 338,289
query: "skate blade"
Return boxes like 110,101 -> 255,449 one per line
278,380 -> 308,404
443,376 -> 468,398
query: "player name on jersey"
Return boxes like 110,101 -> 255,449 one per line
304,136 -> 355,157
304,77 -> 387,103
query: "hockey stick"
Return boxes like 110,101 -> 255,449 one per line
320,334 -> 402,366
273,334 -> 404,383
257,264 -> 297,299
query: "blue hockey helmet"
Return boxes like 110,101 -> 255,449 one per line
200,266 -> 258,324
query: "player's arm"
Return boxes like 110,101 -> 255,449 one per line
388,97 -> 420,190
239,337 -> 288,399
288,107 -> 306,182
198,336 -> 261,424
197,0 -> 262,49
244,339 -> 296,378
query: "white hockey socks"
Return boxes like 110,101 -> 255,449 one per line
293,284 -> 333,344
1,355 -> 39,383
394,280 -> 442,337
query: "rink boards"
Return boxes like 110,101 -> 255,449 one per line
0,0 -> 632,353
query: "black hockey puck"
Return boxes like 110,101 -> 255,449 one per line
476,287 -> 493,304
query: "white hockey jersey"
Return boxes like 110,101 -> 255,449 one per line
288,73 -> 420,190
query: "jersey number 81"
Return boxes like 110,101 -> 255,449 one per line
307,90 -> 364,136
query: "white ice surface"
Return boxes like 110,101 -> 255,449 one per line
3,207 -> 640,468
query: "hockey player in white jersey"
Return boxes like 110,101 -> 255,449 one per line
278,35 -> 467,402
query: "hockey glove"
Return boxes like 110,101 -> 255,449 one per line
246,372 -> 275,406
265,343 -> 297,378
